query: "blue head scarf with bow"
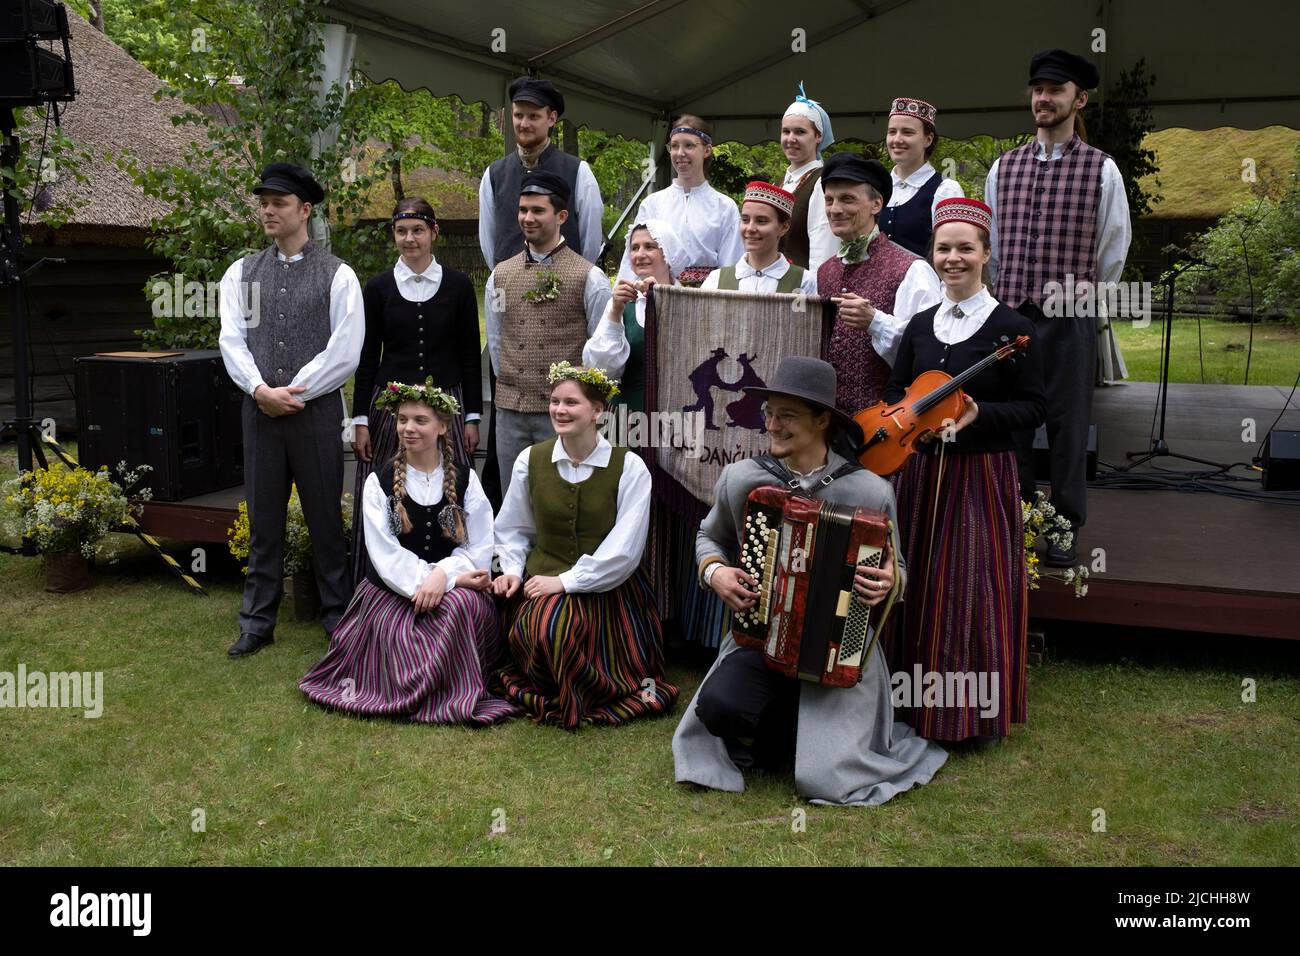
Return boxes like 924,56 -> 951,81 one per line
783,82 -> 835,157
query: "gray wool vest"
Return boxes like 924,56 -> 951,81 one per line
488,144 -> 582,265
242,239 -> 343,391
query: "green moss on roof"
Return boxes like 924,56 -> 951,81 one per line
1140,126 -> 1299,219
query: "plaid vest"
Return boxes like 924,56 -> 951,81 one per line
992,134 -> 1108,307
817,233 -> 919,414
494,243 -> 594,413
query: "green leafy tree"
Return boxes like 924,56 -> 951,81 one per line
1176,145 -> 1300,337
107,0 -> 385,349
1086,58 -> 1162,221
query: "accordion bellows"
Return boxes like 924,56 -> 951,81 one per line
733,486 -> 898,688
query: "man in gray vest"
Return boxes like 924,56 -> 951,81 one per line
217,163 -> 365,656
485,168 -> 612,495
478,76 -> 604,269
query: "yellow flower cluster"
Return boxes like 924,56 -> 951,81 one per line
227,487 -> 353,577
0,462 -> 142,559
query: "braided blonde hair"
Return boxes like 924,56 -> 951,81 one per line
389,408 -> 465,544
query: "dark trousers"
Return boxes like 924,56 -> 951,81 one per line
695,646 -> 800,770
239,392 -> 352,637
1011,300 -> 1095,530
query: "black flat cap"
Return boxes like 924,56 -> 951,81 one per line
1029,49 -> 1100,90
520,168 -> 571,204
253,163 -> 325,205
509,76 -> 564,115
821,152 -> 892,206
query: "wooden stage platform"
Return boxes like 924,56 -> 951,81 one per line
135,381 -> 1300,641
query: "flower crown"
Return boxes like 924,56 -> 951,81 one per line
547,361 -> 620,402
374,378 -> 462,416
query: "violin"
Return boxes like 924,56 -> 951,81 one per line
853,335 -> 1030,476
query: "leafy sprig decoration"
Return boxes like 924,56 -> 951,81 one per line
547,360 -> 620,401
523,270 -> 562,303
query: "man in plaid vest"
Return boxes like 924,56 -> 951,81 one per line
985,48 -> 1132,566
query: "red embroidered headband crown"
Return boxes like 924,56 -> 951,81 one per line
742,181 -> 796,217
890,96 -> 938,126
933,197 -> 993,234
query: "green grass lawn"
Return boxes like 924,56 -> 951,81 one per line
1113,317 -> 1300,387
1,536 -> 1297,866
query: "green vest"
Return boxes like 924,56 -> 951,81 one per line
614,301 -> 645,414
716,262 -> 806,294
524,438 -> 627,578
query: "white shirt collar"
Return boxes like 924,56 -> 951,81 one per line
670,179 -> 714,198
891,161 -> 936,189
1034,137 -> 1072,160
406,461 -> 444,479
940,286 -> 992,316
735,253 -> 789,280
551,433 -> 612,469
393,255 -> 442,284
274,246 -> 306,263
783,159 -> 822,186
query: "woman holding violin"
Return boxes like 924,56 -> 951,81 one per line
882,197 -> 1045,749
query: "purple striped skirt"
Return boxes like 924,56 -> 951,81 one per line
351,383 -> 473,582
299,578 -> 518,725
886,448 -> 1028,741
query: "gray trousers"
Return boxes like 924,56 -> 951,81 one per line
1012,301 -> 1095,530
239,392 -> 352,637
494,408 -> 554,496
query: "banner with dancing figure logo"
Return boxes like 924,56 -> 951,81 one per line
644,284 -> 834,521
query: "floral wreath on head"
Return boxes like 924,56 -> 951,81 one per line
547,361 -> 620,402
374,378 -> 462,416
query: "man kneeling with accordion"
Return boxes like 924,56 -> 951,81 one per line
672,356 -> 947,805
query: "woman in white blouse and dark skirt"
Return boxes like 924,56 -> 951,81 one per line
491,362 -> 679,729
883,198 -> 1045,748
301,381 -> 516,725
617,115 -> 743,287
880,97 -> 964,257
349,198 -> 482,582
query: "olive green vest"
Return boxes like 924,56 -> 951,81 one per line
716,262 -> 805,293
524,437 -> 627,578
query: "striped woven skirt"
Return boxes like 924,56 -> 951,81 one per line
886,448 -> 1028,741
350,383 -> 472,582
497,570 -> 679,730
299,578 -> 518,725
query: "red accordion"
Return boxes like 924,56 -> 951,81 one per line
731,486 -> 897,688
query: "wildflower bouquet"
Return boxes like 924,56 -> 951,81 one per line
1022,490 -> 1089,597
228,487 -> 353,576
1,461 -> 149,559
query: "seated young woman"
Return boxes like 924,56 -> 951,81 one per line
300,379 -> 517,725
491,362 -> 679,729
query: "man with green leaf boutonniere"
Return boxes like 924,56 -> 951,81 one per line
485,168 -> 612,497
299,379 -> 517,725
491,362 -> 678,730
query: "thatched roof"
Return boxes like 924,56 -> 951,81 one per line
28,9 -> 199,246
1138,126 -> 1300,220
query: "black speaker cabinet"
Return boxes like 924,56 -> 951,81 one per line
1262,430 -> 1300,491
1033,423 -> 1098,481
74,351 -> 244,502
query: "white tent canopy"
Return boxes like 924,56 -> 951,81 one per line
323,0 -> 1300,145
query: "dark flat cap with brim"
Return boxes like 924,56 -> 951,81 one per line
821,152 -> 892,206
510,76 -> 564,114
520,168 -> 572,204
1029,49 -> 1100,90
253,162 -> 324,205
743,355 -> 865,447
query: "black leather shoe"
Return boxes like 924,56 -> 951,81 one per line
1044,542 -> 1076,568
228,632 -> 273,657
